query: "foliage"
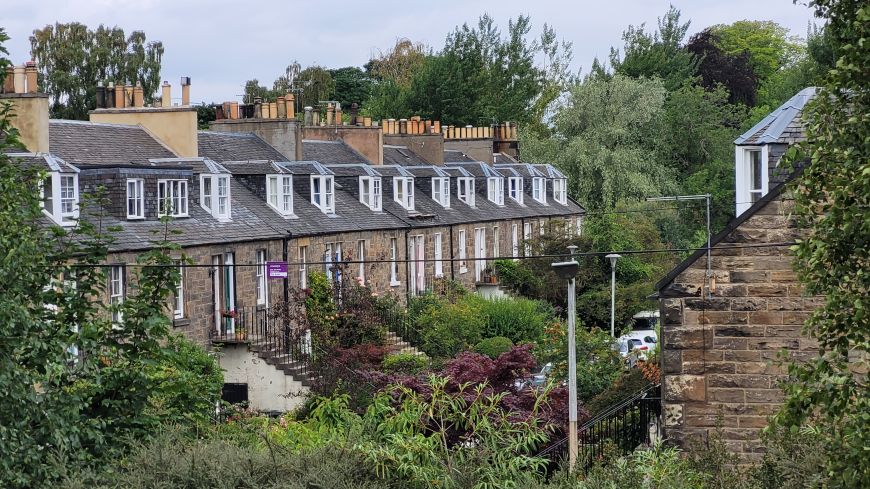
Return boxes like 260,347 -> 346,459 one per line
416,293 -> 485,357
687,28 -> 758,106
30,23 -> 164,119
521,74 -> 677,210
195,103 -> 216,129
382,352 -> 428,375
494,259 -> 542,298
710,20 -> 802,82
296,65 -> 336,109
583,368 -> 650,415
366,38 -> 429,88
536,320 -> 624,402
774,0 -> 870,486
477,297 -> 553,344
608,6 -> 698,91
474,336 -> 515,359
330,66 -> 373,110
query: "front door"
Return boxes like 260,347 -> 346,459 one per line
213,253 -> 236,335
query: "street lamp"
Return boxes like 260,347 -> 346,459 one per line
605,253 -> 621,338
552,247 -> 580,472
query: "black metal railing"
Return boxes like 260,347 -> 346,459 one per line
539,383 -> 661,472
210,305 -> 314,381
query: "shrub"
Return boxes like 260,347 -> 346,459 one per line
585,368 -> 651,415
382,353 -> 428,375
148,334 -> 223,425
474,336 -> 514,359
494,259 -> 542,298
416,297 -> 484,358
478,296 -> 553,344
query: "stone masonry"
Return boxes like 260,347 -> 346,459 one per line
658,190 -> 820,461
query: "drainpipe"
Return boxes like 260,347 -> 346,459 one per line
449,224 -> 455,281
404,229 -> 410,300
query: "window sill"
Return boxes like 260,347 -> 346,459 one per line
390,280 -> 401,287
256,303 -> 267,311
435,273 -> 444,278
459,267 -> 468,274
173,317 -> 190,327
126,216 -> 145,220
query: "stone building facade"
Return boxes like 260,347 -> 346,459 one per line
655,88 -> 820,460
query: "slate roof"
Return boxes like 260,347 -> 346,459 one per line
533,163 -> 567,179
735,87 -> 816,145
220,160 -> 291,175
197,131 -> 287,162
445,161 -> 504,178
325,164 -> 382,177
443,149 -> 475,162
383,145 -> 429,166
7,152 -> 79,173
148,157 -> 230,174
301,139 -> 370,164
49,120 -> 177,165
495,163 -> 546,178
494,152 -> 518,164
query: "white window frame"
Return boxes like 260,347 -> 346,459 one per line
539,219 -> 546,236
458,229 -> 468,273
511,223 -> 519,259
299,246 -> 308,289
409,235 -> 425,295
487,177 -> 504,205
553,178 -> 567,205
157,179 -> 188,217
532,177 -> 546,204
508,177 -> 524,204
458,177 -> 476,207
109,265 -> 124,324
493,226 -> 500,258
311,175 -> 335,214
389,238 -> 400,286
736,146 -> 768,215
201,174 -> 231,220
256,249 -> 268,306
324,243 -> 334,283
432,177 -> 450,208
394,177 -> 415,211
174,262 -> 184,319
576,216 -> 584,236
267,174 -> 294,216
126,178 -> 144,219
474,227 -> 487,282
359,176 -> 382,211
357,239 -> 366,284
434,232 -> 443,277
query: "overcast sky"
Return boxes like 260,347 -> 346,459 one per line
4,0 -> 819,104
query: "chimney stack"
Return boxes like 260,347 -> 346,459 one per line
161,81 -> 171,107
180,76 -> 191,105
13,65 -> 25,94
24,62 -> 38,93
96,81 -> 106,108
133,82 -> 144,107
3,66 -> 14,93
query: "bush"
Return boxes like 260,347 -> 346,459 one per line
494,259 -> 542,298
149,334 -> 223,425
585,368 -> 651,415
478,297 -> 553,344
474,336 -> 514,359
416,297 -> 484,358
382,353 -> 428,375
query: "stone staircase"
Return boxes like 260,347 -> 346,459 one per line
385,331 -> 426,357
247,335 -> 316,387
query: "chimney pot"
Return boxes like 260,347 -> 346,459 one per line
399,118 -> 408,134
363,116 -> 371,127
230,101 -> 239,120
24,62 -> 38,93
349,102 -> 359,125
2,66 -> 14,93
276,96 -> 286,118
96,82 -> 106,109
133,83 -> 144,108
114,81 -> 125,108
13,65 -> 25,94
285,93 -> 295,119
304,106 -> 313,125
180,77 -> 191,105
326,102 -> 335,125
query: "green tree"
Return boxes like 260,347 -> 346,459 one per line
521,74 -> 677,210
686,28 -> 758,106
775,0 -> 870,486
710,20 -> 801,82
329,66 -> 372,110
30,23 -> 163,120
608,6 -> 698,90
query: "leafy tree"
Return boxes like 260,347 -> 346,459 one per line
687,28 -> 758,106
30,23 -> 163,119
365,38 -> 429,88
296,65 -> 335,109
775,0 -> 870,485
608,6 -> 698,90
710,20 -> 801,82
521,74 -> 677,210
329,66 -> 372,111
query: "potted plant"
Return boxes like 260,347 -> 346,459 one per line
222,309 -> 237,319
235,326 -> 247,341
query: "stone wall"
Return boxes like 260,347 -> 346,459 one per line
659,192 -> 819,461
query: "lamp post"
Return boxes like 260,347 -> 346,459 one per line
605,253 -> 621,338
552,246 -> 580,472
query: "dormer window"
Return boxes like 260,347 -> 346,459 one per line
267,174 -> 294,216
42,173 -> 79,226
126,179 -> 144,219
553,178 -> 567,205
311,175 -> 334,214
508,177 -> 523,204
487,177 -> 504,205
201,174 -> 231,220
157,179 -> 188,217
394,176 -> 414,211
458,177 -> 475,207
432,177 -> 450,208
360,176 -> 382,211
532,177 -> 546,204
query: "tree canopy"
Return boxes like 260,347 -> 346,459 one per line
30,22 -> 163,120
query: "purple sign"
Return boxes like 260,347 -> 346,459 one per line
266,261 -> 288,279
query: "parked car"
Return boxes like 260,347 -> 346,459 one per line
616,331 -> 657,367
514,363 -> 553,390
